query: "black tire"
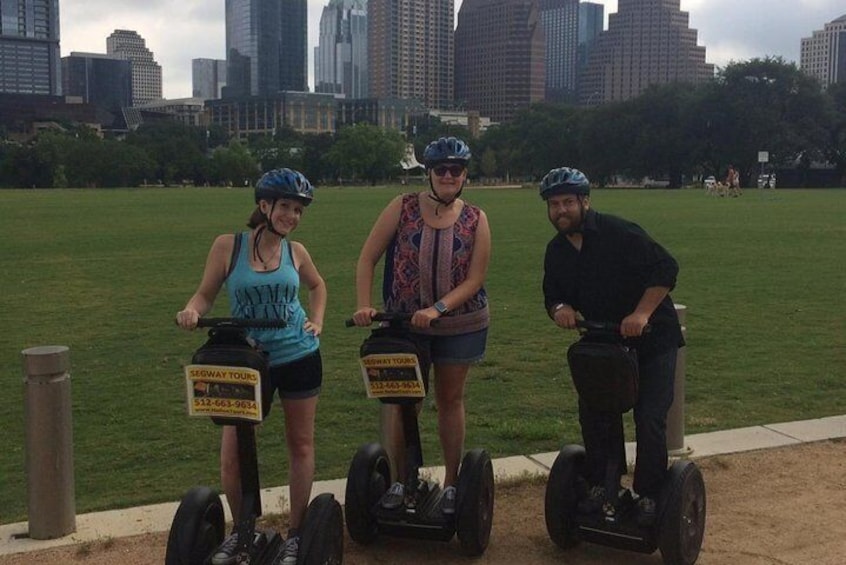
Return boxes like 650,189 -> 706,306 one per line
165,486 -> 225,565
658,461 -> 706,565
455,448 -> 495,556
298,493 -> 344,565
544,445 -> 584,550
344,442 -> 391,545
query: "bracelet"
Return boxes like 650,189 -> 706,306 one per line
551,303 -> 566,317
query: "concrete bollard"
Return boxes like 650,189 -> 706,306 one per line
22,345 -> 76,539
667,305 -> 692,457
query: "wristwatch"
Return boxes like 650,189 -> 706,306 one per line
434,301 -> 449,315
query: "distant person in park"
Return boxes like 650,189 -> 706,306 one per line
350,136 -> 491,515
175,168 -> 327,565
726,165 -> 741,197
540,166 -> 684,527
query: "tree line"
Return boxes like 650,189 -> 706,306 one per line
1,58 -> 844,189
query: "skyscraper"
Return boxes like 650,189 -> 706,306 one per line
578,2 -> 603,77
280,0 -> 308,92
314,0 -> 368,98
578,0 -> 713,105
539,0 -> 579,102
192,58 -> 227,99
801,14 -> 846,88
224,0 -> 308,98
455,0 -> 545,122
0,0 -> 61,95
62,52 -> 132,112
106,30 -> 162,105
368,0 -> 453,110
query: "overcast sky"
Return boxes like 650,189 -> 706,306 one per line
58,0 -> 845,100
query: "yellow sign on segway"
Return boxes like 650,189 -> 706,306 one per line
359,353 -> 425,398
184,364 -> 263,422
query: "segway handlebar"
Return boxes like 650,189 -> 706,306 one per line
195,317 -> 288,329
344,312 -> 412,327
575,320 -> 651,334
576,320 -> 621,333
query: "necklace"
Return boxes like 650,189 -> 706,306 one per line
253,230 -> 279,270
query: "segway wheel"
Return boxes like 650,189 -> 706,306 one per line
658,460 -> 706,565
344,442 -> 391,545
165,486 -> 225,565
298,493 -> 344,565
544,444 -> 584,550
455,448 -> 495,556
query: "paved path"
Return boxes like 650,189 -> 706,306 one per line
1,414 -> 844,557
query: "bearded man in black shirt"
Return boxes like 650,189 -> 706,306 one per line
541,167 -> 684,526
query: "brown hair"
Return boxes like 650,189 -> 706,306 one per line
247,206 -> 264,228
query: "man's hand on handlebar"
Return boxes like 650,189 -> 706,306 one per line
552,304 -> 579,329
620,311 -> 650,338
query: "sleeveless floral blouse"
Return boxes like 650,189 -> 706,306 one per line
382,193 -> 489,336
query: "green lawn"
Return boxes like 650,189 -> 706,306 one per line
1,186 -> 843,523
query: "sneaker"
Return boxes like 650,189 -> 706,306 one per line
636,496 -> 657,527
279,535 -> 299,565
440,486 -> 457,515
211,532 -> 240,565
577,485 -> 606,515
381,482 -> 405,509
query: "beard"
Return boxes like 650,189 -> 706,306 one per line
551,212 -> 583,235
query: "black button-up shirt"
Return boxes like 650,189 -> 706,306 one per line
543,208 -> 684,358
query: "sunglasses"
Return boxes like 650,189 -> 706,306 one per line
432,164 -> 466,177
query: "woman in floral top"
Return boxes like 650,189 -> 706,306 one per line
351,137 -> 491,515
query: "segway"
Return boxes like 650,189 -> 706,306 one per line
343,313 -> 494,556
544,321 -> 706,565
166,318 -> 343,565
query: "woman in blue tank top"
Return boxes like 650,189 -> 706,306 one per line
176,168 -> 326,565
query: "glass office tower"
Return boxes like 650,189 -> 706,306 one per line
0,0 -> 61,95
62,52 -> 132,112
314,0 -> 367,98
224,0 -> 307,97
539,0 -> 579,102
192,58 -> 227,99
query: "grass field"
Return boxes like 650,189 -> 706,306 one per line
1,185 -> 843,523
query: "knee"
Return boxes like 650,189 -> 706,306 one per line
287,437 -> 315,462
437,394 -> 465,418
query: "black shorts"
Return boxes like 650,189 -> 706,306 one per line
269,349 -> 322,400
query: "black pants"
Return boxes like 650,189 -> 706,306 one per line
578,347 -> 678,498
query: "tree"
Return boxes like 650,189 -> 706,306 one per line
479,148 -> 497,180
823,82 -> 846,185
300,133 -> 336,183
126,122 -> 207,185
327,124 -> 406,184
626,83 -> 700,187
577,102 -> 640,185
208,140 -> 259,186
716,58 -> 829,185
506,103 -> 582,180
249,126 -> 306,173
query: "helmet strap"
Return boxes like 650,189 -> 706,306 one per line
427,178 -> 464,216
260,199 -> 285,238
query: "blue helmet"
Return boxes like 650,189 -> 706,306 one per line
254,168 -> 314,206
423,137 -> 472,167
540,167 -> 590,200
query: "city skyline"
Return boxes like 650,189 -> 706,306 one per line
57,0 -> 845,100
